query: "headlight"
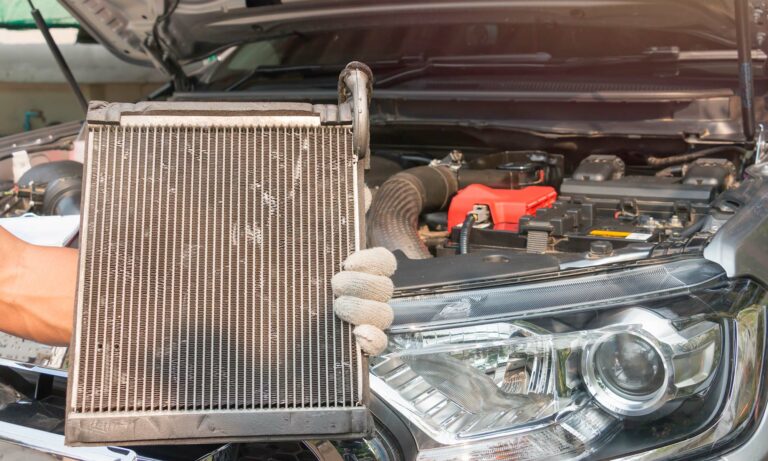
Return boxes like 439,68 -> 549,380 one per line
374,259 -> 767,461
582,308 -> 721,418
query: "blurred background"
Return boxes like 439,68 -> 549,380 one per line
0,0 -> 164,136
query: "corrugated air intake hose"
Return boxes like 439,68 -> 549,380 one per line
367,165 -> 458,259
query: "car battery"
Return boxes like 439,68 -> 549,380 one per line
447,184 -> 557,231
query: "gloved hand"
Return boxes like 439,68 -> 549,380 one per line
332,247 -> 397,356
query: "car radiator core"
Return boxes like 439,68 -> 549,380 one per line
66,80 -> 373,444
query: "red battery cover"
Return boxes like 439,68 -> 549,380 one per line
447,184 -> 558,231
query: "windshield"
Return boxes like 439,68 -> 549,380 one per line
205,22 -> 733,90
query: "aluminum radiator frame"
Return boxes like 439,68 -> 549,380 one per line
66,63 -> 375,446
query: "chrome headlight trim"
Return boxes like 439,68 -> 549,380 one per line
614,304 -> 765,460
582,328 -> 673,417
581,308 -> 721,418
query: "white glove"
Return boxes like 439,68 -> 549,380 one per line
332,247 -> 397,355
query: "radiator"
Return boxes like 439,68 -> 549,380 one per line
65,64 -> 374,445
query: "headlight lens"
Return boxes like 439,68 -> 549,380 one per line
594,332 -> 665,397
581,308 -> 721,418
375,259 -> 767,461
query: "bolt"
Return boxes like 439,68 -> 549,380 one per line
449,149 -> 464,164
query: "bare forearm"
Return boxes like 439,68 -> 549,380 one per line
0,228 -> 77,346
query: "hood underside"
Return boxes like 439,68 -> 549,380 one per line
58,0 -> 750,69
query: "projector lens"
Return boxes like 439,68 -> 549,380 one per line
594,332 -> 665,398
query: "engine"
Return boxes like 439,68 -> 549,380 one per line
367,146 -> 743,273
1,160 -> 82,218
1,141 -> 743,272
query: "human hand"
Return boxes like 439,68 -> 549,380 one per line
332,247 -> 396,355
0,227 -> 76,346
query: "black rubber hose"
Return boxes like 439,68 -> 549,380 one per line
367,165 -> 458,259
458,213 -> 477,255
647,146 -> 747,167
678,218 -> 706,239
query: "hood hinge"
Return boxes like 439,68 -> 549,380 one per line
143,0 -> 192,92
143,36 -> 192,92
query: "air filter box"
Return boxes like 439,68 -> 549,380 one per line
448,184 -> 557,231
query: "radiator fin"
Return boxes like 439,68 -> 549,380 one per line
72,124 -> 362,416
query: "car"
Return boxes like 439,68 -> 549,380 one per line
1,0 -> 768,460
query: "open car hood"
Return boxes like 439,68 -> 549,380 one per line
58,0 -> 757,69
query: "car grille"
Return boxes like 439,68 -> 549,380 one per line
66,102 -> 370,445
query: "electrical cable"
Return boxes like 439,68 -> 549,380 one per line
458,212 -> 477,255
647,146 -> 747,167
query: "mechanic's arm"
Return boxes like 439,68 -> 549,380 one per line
0,227 -> 76,346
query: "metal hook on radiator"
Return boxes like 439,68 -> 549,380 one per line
339,61 -> 373,160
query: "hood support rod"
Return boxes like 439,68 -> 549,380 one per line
27,0 -> 88,114
736,0 -> 756,142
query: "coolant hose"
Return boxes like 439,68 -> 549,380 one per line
368,165 -> 458,259
678,218 -> 706,239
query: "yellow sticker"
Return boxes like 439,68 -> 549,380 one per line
589,230 -> 631,238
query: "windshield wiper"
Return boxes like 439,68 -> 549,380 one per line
226,64 -> 341,91
225,58 -> 424,91
224,47 -> 680,91
229,53 -> 552,90
375,47 -> 680,88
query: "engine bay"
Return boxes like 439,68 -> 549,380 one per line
0,125 -> 752,286
365,143 -> 748,288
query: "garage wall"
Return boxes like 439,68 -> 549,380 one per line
0,81 -> 162,135
0,33 -> 167,136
